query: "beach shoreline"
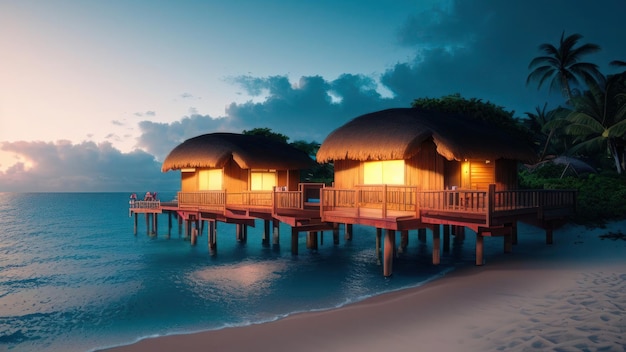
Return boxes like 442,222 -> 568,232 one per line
100,222 -> 626,352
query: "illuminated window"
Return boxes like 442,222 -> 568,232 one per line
363,160 -> 404,185
251,171 -> 276,190
198,169 -> 223,190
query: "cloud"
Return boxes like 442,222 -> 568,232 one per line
134,111 -> 156,117
111,120 -> 124,126
0,140 -> 178,192
135,114 -> 233,161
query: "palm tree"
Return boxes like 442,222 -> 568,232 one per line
524,103 -> 570,160
527,32 -> 603,102
566,72 -> 626,173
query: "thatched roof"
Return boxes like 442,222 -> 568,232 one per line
162,133 -> 316,172
316,108 -> 536,163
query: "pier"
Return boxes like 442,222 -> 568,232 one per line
129,183 -> 576,276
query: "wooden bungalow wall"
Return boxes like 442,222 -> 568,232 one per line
405,141 -> 444,190
331,141 -> 519,192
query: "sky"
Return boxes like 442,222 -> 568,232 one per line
1,0 -> 625,192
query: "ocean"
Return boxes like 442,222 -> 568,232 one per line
0,192 -> 518,352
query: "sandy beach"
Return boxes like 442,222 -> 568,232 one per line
102,221 -> 626,352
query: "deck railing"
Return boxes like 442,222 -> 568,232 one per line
129,200 -> 161,209
172,183 -> 326,213
320,184 -> 576,220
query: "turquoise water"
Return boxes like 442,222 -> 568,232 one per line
0,192 -> 506,352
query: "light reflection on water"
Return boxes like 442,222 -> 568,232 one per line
0,192 -> 519,352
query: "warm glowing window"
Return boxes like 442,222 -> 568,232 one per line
251,171 -> 276,191
198,169 -> 223,190
363,160 -> 404,185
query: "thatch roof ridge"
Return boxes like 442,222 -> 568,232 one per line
316,107 -> 536,163
161,132 -> 315,172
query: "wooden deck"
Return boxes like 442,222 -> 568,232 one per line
320,184 -> 576,232
129,183 -> 576,277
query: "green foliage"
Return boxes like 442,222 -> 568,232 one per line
519,169 -> 626,225
412,93 -> 534,146
242,127 -> 289,144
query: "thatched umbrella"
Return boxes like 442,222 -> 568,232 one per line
316,108 -> 536,163
162,133 -> 316,172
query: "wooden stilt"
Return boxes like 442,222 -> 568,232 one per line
546,225 -> 553,245
504,232 -> 513,253
236,224 -> 243,242
242,224 -> 247,243
333,223 -> 340,245
153,213 -> 158,236
145,214 -> 150,236
272,220 -> 280,245
320,231 -> 324,246
432,226 -> 440,265
291,228 -> 298,255
375,228 -> 382,258
167,212 -> 172,239
511,221 -> 518,245
400,230 -> 409,252
262,220 -> 270,245
476,232 -> 484,266
443,225 -> 450,253
178,215 -> 183,236
344,223 -> 353,241
306,232 -> 318,250
191,226 -> 198,246
133,213 -> 138,235
418,228 -> 426,242
208,220 -> 217,253
383,229 -> 395,277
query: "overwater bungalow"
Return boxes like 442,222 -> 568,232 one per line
130,132 -> 332,252
316,108 -> 576,275
130,109 -> 576,277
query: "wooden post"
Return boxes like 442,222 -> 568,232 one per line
145,214 -> 150,236
546,225 -> 554,245
344,223 -> 353,241
178,214 -> 183,236
291,228 -> 298,255
383,229 -> 395,277
208,220 -> 217,254
273,220 -> 280,245
375,228 -> 382,258
418,228 -> 426,242
185,220 -> 191,240
320,231 -> 324,246
242,224 -> 247,243
511,221 -> 518,245
476,231 -> 484,266
432,225 -> 440,265
443,225 -> 450,253
167,212 -> 172,239
262,219 -> 270,245
191,227 -> 197,246
400,230 -> 409,252
504,231 -> 513,253
236,224 -> 243,242
153,213 -> 158,236
333,223 -> 340,245
133,213 -> 138,235
306,232 -> 318,250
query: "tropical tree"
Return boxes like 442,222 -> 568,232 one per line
566,72 -> 626,173
527,32 -> 603,102
242,127 -> 289,144
523,103 -> 570,160
412,93 -> 533,144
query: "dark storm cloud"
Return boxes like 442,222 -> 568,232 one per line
0,140 -> 177,192
101,0 -> 626,190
